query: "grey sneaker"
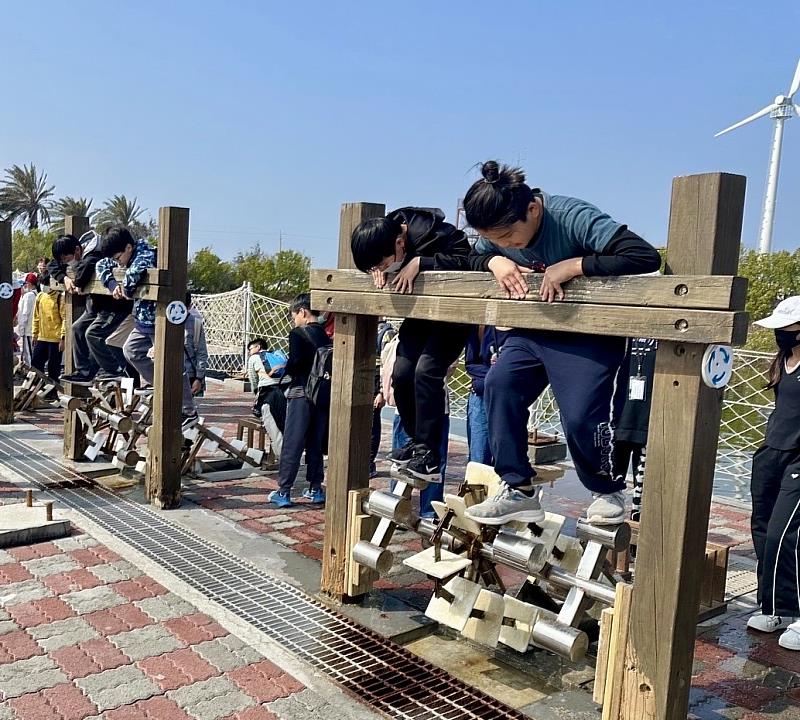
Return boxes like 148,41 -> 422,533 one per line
585,491 -> 626,525
747,614 -> 796,633
465,482 -> 545,525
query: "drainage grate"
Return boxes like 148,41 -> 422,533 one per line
0,433 -> 528,720
725,559 -> 759,600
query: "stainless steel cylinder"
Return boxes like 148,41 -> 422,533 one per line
531,617 -> 589,661
116,448 -> 140,466
575,518 -> 631,551
352,541 -> 394,575
491,532 -> 540,574
96,408 -> 133,434
58,394 -> 82,411
546,566 -> 617,605
365,490 -> 413,525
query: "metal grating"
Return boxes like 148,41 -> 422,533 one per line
0,433 -> 528,720
725,560 -> 759,601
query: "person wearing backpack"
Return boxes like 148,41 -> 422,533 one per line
268,293 -> 332,507
246,337 -> 287,458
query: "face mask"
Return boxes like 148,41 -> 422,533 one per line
775,329 -> 800,353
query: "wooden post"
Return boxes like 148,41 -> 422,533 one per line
0,222 -> 13,424
320,202 -> 384,599
146,207 -> 189,509
62,216 -> 91,459
620,173 -> 746,719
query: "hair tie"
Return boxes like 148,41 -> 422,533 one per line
484,177 -> 498,185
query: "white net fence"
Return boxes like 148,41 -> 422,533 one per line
194,287 -> 771,496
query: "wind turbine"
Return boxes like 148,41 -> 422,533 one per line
715,58 -> 800,254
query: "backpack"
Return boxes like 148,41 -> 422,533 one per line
302,329 -> 333,409
259,349 -> 288,378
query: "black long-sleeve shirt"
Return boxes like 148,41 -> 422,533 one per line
285,322 -> 332,388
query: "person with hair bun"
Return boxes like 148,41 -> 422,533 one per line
462,160 -> 661,526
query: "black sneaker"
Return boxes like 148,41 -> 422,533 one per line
61,372 -> 94,385
405,447 -> 441,483
95,370 -> 124,382
389,439 -> 415,466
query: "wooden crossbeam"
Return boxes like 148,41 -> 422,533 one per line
52,268 -> 172,302
311,269 -> 747,311
0,221 -> 13,424
312,290 -> 748,345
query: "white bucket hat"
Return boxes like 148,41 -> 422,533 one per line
754,296 -> 800,329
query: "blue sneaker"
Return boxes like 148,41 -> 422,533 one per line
268,490 -> 293,508
301,487 -> 326,504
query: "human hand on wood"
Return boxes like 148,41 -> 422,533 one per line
487,256 -> 532,300
64,277 -> 76,294
112,285 -> 130,300
539,258 -> 583,303
371,269 -> 387,289
391,257 -> 421,294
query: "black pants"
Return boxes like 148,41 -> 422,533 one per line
751,445 -> 800,616
277,395 -> 327,495
72,299 -> 128,376
31,341 -> 62,381
614,440 -> 646,521
254,386 -> 287,432
392,319 -> 469,459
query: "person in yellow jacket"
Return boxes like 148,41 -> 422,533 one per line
31,273 -> 66,382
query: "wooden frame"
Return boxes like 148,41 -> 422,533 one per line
313,173 -> 748,720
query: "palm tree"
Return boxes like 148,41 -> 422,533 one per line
0,164 -> 55,230
49,196 -> 94,236
94,195 -> 156,239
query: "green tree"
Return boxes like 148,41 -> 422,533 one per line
94,195 -> 157,241
48,196 -> 94,236
232,245 -> 310,301
0,164 -> 55,230
11,228 -> 57,273
188,247 -> 237,293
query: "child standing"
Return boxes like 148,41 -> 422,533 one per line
747,297 -> 800,649
15,273 -> 38,367
268,294 -> 331,507
351,207 -> 471,482
462,161 -> 661,526
31,274 -> 65,382
246,337 -> 286,459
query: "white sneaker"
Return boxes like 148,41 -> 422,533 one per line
747,613 -> 796,633
778,621 -> 800,650
585,492 -> 626,525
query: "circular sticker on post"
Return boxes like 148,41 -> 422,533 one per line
0,283 -> 12,300
702,344 -> 734,388
166,300 -> 188,325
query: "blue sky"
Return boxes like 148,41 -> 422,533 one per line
3,1 -> 799,265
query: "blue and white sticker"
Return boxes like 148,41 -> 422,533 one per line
0,283 -> 12,300
702,344 -> 734,388
166,300 -> 188,325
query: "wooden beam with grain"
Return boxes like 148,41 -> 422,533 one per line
311,269 -> 748,311
0,222 -> 13,424
312,290 -> 748,346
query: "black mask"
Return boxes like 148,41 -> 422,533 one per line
775,329 -> 800,353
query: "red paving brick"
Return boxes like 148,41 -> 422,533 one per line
113,576 -> 168,602
220,707 -> 279,720
51,637 -> 130,679
709,678 -> 781,711
163,613 -> 227,645
137,647 -> 218,690
8,682 -> 98,720
749,639 -> 800,674
0,629 -> 44,663
42,568 -> 104,595
7,542 -> 61,562
6,597 -> 75,628
67,548 -> 107,567
104,696 -> 192,720
228,660 -> 303,703
0,562 -> 34,584
693,639 -> 737,664
84,603 -> 154,635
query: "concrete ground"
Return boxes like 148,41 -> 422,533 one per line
2,380 -> 799,719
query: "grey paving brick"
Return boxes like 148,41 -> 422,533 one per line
0,579 -> 51,607
0,702 -> 14,720
0,620 -> 17,636
0,549 -> 14,565
29,616 -> 99,651
53,535 -> 100,552
269,691 -> 345,720
62,585 -> 126,615
75,665 -> 159,712
168,676 -> 254,720
108,624 -> 183,661
22,554 -> 80,578
88,560 -> 141,584
0,655 -> 68,699
193,634 -> 263,671
134,592 -> 194,622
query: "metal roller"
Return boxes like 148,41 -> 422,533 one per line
491,532 -> 541,574
116,448 -> 140,466
352,540 -> 394,575
95,408 -> 133,434
58,394 -> 83,411
530,616 -> 589,661
364,490 -> 413,526
575,518 -> 631,552
545,566 -> 617,605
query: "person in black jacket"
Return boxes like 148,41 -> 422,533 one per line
351,208 -> 471,482
268,293 -> 332,508
48,233 -> 133,382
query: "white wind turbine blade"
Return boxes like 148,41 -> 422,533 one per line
788,57 -> 800,98
715,104 -> 775,137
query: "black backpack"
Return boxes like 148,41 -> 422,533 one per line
302,328 -> 333,409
